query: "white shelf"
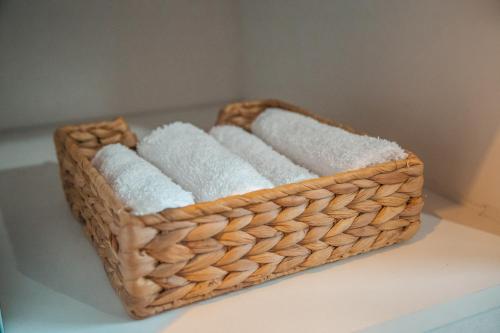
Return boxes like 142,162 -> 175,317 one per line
1,106 -> 499,332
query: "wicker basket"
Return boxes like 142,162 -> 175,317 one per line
54,100 -> 424,318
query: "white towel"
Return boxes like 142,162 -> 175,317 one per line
251,108 -> 408,176
210,125 -> 317,186
137,122 -> 273,202
92,144 -> 194,215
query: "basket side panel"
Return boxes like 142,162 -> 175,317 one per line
53,117 -> 142,315
130,157 -> 424,318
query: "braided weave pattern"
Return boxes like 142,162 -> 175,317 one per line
54,101 -> 424,318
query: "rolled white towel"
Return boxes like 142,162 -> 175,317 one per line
137,122 -> 273,202
251,108 -> 408,176
92,144 -> 194,215
210,125 -> 317,186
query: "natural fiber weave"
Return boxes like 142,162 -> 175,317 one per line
54,100 -> 424,318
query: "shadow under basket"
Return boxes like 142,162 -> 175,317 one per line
54,100 -> 424,319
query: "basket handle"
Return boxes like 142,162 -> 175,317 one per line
215,99 -> 355,133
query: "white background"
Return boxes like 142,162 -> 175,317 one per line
1,0 -> 500,216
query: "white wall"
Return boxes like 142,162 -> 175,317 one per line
0,0 -> 241,130
240,0 -> 500,219
1,1 -> 500,219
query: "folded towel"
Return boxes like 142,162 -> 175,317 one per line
210,125 -> 317,186
251,108 -> 407,176
92,144 -> 194,215
137,122 -> 273,202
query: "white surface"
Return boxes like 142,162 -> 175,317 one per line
138,122 -> 272,202
251,107 -> 407,175
92,144 -> 195,215
210,125 -> 316,185
364,285 -> 500,333
1,108 -> 500,332
0,1 -> 241,130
